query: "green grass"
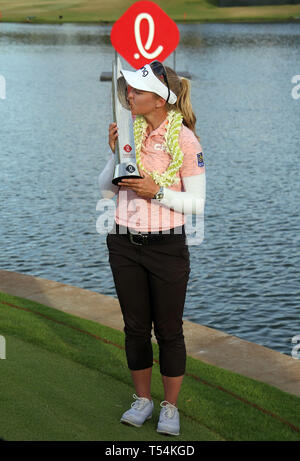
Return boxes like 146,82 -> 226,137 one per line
2,335 -> 220,441
0,0 -> 300,23
1,290 -> 300,441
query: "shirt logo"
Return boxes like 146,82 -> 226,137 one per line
197,152 -> 204,167
154,143 -> 166,151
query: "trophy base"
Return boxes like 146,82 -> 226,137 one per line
112,162 -> 142,185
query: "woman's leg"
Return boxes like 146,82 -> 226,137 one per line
161,375 -> 184,407
107,233 -> 154,391
144,237 -> 190,394
150,261 -> 189,380
130,367 -> 152,400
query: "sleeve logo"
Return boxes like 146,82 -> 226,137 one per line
197,152 -> 204,167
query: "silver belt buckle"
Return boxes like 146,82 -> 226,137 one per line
129,231 -> 147,245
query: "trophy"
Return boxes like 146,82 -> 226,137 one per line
111,54 -> 142,185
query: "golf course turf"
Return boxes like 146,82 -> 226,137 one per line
1,0 -> 300,23
0,290 -> 300,441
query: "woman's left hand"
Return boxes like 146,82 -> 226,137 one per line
118,167 -> 160,199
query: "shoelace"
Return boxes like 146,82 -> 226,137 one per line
131,394 -> 150,411
160,400 -> 177,419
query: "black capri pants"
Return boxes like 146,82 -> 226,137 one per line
106,222 -> 191,377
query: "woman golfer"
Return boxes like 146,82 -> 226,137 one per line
98,61 -> 206,436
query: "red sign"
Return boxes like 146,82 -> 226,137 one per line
110,1 -> 180,69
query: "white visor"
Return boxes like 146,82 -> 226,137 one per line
121,64 -> 177,105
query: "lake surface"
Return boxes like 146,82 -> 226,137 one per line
1,21 -> 299,357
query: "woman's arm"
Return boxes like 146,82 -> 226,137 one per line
98,123 -> 120,199
157,174 -> 206,215
98,153 -> 119,199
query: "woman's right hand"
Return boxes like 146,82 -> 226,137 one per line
109,123 -> 118,154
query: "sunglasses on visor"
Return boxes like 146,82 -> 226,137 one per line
149,61 -> 170,104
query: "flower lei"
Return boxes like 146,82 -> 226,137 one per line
133,109 -> 184,187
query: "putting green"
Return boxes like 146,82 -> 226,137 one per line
0,291 -> 300,441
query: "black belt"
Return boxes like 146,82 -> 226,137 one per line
112,223 -> 186,246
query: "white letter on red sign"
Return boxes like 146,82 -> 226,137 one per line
134,13 -> 163,60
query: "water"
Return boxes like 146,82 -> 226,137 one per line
1,22 -> 299,357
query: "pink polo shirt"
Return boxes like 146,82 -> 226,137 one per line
115,117 -> 205,232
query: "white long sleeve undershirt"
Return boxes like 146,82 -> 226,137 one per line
160,174 -> 205,215
98,153 -> 206,214
98,153 -> 119,199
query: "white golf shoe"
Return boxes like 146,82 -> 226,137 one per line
120,394 -> 154,427
157,401 -> 180,436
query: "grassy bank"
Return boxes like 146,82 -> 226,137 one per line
0,0 -> 300,24
1,290 -> 300,441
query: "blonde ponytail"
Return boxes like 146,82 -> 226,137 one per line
161,67 -> 199,140
175,77 -> 198,138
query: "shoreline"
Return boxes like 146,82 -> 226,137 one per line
1,18 -> 300,26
